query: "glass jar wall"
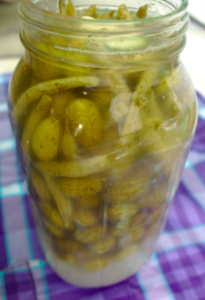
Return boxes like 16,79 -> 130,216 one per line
9,0 -> 197,287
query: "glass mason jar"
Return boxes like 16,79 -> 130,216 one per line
9,0 -> 197,287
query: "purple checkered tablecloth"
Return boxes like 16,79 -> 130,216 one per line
0,72 -> 205,300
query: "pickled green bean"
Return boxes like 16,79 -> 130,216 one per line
45,176 -> 73,229
35,154 -> 110,177
116,68 -> 158,147
118,4 -> 133,20
22,95 -> 52,156
99,10 -> 115,19
67,0 -> 77,17
83,5 -> 97,18
59,0 -> 67,15
136,4 -> 148,19
14,76 -> 100,124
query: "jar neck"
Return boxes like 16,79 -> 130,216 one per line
19,0 -> 189,69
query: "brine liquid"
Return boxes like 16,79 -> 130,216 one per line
9,1 -> 196,285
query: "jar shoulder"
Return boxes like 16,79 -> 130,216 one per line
9,54 -> 197,145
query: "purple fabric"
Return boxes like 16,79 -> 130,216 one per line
0,74 -> 205,299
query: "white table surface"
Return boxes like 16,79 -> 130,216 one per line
181,19 -> 205,97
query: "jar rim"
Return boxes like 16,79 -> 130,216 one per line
22,0 -> 188,22
19,0 -> 188,34
19,0 -> 189,68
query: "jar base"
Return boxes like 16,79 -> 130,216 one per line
37,229 -> 155,288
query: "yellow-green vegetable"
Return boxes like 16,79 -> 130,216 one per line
90,88 -> 114,111
74,226 -> 104,243
74,208 -> 99,227
30,169 -> 51,202
22,95 -> 52,155
117,67 -> 158,148
108,177 -> 146,203
99,10 -> 115,19
59,0 -> 67,15
67,99 -> 103,147
60,175 -> 102,197
118,4 -> 133,20
83,5 -> 97,18
32,57 -> 61,82
35,153 -> 109,177
45,176 -> 73,229
136,4 -> 148,19
107,203 -> 138,222
61,116 -> 77,159
50,90 -> 74,120
9,59 -> 32,105
90,236 -> 115,254
14,76 -> 100,124
32,118 -> 61,161
67,0 -> 77,17
76,195 -> 100,208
